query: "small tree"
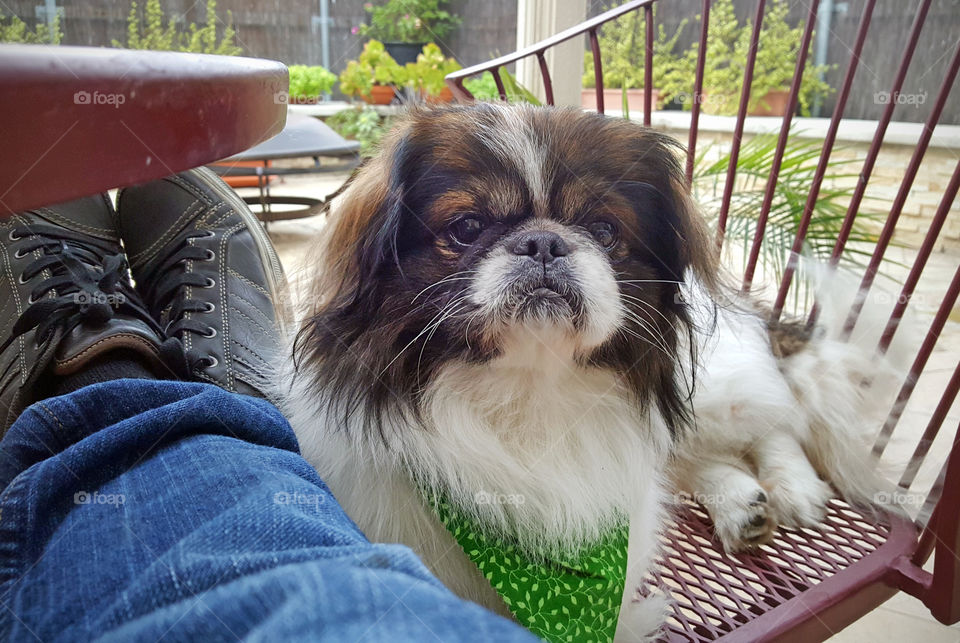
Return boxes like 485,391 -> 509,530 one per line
113,0 -> 242,55
0,13 -> 62,44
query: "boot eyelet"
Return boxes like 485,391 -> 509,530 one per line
13,248 -> 28,259
203,249 -> 215,261
8,231 -> 21,241
202,302 -> 215,313
202,277 -> 216,288
26,294 -> 37,304
203,356 -> 219,368
202,327 -> 218,338
201,230 -> 216,238
17,273 -> 29,284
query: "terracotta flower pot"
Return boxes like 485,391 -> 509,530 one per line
749,90 -> 791,117
425,86 -> 454,104
363,84 -> 396,105
581,88 -> 660,112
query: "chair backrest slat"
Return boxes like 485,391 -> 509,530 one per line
643,4 -> 654,127
589,28 -> 605,113
874,263 -> 960,460
492,65 -> 507,102
878,159 -> 960,357
715,0 -> 767,246
900,364 -> 960,492
741,0 -> 821,293
685,0 -> 712,185
536,52 -> 554,105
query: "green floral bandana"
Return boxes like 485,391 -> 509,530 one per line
427,493 -> 629,643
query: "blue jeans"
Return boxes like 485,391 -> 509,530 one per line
0,379 -> 534,642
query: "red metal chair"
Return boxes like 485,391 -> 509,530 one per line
447,1 -> 960,640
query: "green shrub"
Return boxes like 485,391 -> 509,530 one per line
112,0 -> 241,55
288,65 -> 337,99
404,43 -> 460,96
358,0 -> 459,43
581,6 -> 683,91
0,13 -> 62,44
658,0 -> 831,115
327,105 -> 396,157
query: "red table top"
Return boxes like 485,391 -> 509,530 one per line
0,45 -> 288,215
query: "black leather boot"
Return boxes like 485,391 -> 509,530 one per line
117,168 -> 285,402
0,194 -> 169,432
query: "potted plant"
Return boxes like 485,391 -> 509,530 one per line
658,0 -> 831,117
339,39 -> 406,105
462,69 -> 541,104
580,6 -> 681,112
357,0 -> 460,66
287,65 -> 337,104
405,43 -> 461,103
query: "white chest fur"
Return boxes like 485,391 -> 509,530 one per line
286,328 -> 671,638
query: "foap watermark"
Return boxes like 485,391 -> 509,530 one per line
874,490 -> 925,508
74,90 -> 126,108
675,91 -> 729,111
273,491 -> 323,509
74,490 -> 126,506
273,90 -> 321,105
474,490 -> 525,506
73,291 -> 126,306
673,491 -> 726,506
873,90 -> 927,107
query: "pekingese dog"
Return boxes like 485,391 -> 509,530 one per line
280,104 -> 895,641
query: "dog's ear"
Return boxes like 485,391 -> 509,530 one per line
622,128 -> 717,289
307,123 -> 412,310
668,179 -> 719,295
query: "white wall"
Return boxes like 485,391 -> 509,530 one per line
515,0 -> 587,107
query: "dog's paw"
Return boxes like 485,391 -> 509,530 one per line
765,475 -> 833,529
711,488 -> 778,553
616,589 -> 669,642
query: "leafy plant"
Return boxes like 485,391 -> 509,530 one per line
288,65 -> 337,99
327,105 -> 396,157
358,0 -> 460,43
404,43 -> 461,96
692,133 -> 884,310
112,0 -> 242,55
0,13 -> 61,44
581,6 -> 684,92
339,39 -> 406,98
659,0 -> 831,115
462,69 -> 541,105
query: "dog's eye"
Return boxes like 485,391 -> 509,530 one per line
587,221 -> 618,249
448,216 -> 487,246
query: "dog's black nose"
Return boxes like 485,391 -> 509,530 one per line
511,231 -> 569,264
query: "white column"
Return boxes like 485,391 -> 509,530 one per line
515,0 -> 587,107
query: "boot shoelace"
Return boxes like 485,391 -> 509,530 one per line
0,223 -> 161,354
140,228 -> 219,371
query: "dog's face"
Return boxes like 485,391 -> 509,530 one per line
296,104 -> 714,438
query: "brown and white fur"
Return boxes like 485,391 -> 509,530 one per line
278,104 -> 896,639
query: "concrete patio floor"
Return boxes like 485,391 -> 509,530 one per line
248,171 -> 960,642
